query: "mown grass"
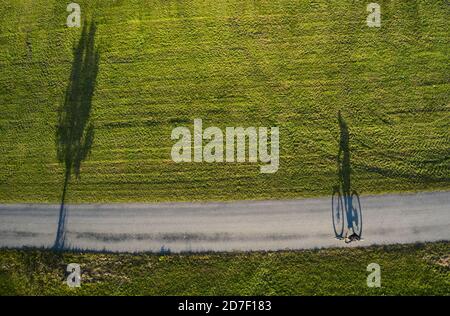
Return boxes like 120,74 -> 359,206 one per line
0,0 -> 449,203
0,242 -> 448,295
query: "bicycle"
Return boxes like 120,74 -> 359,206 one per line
331,187 -> 362,239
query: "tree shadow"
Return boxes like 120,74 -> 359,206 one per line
54,21 -> 100,250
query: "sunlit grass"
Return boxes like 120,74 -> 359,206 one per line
0,0 -> 448,203
0,242 -> 448,295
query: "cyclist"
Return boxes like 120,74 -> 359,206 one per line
337,111 -> 360,242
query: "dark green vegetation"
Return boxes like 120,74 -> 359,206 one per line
0,242 -> 448,295
0,0 -> 449,202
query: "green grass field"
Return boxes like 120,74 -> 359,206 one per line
0,242 -> 448,295
0,0 -> 449,203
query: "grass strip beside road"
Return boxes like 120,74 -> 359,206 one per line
0,242 -> 448,295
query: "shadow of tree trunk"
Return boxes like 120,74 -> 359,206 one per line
54,21 -> 100,250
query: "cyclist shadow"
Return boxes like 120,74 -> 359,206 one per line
332,111 -> 363,241
54,21 -> 99,250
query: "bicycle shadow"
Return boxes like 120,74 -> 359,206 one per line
54,21 -> 99,250
332,111 -> 363,240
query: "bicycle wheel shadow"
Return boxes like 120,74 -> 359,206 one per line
333,111 -> 363,240
54,20 -> 100,250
